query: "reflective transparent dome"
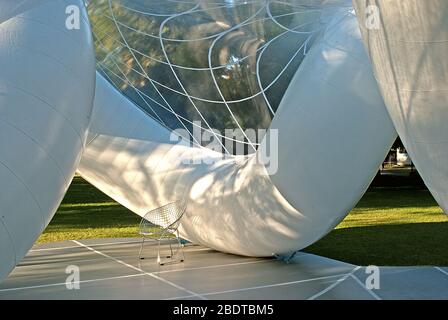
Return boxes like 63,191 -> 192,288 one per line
87,0 -> 350,153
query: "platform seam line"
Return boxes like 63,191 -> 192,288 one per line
71,240 -> 207,300
0,273 -> 145,292
165,272 -> 352,300
307,266 -> 361,300
435,267 -> 448,277
350,273 -> 382,300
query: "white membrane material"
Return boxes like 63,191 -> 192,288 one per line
78,11 -> 396,257
354,0 -> 448,213
0,0 -> 95,281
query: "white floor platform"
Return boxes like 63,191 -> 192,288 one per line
0,238 -> 447,300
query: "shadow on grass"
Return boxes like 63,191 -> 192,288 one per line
48,203 -> 140,229
45,177 -> 447,266
305,222 -> 448,266
354,188 -> 439,210
61,176 -> 116,204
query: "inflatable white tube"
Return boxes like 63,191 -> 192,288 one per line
79,11 -> 396,257
0,0 -> 95,280
353,0 -> 448,213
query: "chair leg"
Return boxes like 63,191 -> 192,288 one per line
157,239 -> 162,265
167,242 -> 173,258
138,237 -> 145,259
177,230 -> 185,262
178,240 -> 185,262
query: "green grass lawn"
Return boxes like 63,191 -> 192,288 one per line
304,188 -> 448,266
38,176 -> 448,266
37,176 -> 140,243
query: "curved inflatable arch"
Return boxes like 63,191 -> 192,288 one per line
0,0 -> 95,280
0,0 -> 409,283
78,10 -> 396,257
354,0 -> 448,213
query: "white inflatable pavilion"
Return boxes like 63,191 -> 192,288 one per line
0,0 -> 446,282
0,0 -> 95,280
354,0 -> 448,212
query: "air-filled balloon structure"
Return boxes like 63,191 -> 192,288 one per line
0,0 -> 446,282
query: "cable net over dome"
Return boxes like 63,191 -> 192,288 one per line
87,0 -> 351,154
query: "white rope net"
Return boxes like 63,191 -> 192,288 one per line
87,0 -> 351,154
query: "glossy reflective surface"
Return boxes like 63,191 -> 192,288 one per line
87,0 -> 350,152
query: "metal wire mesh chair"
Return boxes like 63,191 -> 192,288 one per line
138,199 -> 186,265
